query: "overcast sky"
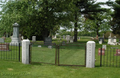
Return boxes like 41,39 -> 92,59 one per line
96,0 -> 115,8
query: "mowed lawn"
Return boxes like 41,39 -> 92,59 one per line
31,43 -> 86,65
0,37 -> 120,78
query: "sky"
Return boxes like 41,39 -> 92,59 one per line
96,0 -> 115,8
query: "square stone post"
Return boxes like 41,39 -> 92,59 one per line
86,41 -> 95,68
22,39 -> 30,64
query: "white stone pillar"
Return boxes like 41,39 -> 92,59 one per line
22,39 -> 30,64
86,41 -> 95,68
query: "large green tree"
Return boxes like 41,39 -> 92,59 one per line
107,0 -> 120,35
0,0 -> 73,40
62,0 -> 107,42
84,11 -> 111,36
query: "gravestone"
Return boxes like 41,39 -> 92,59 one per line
63,35 -> 65,39
0,43 -> 9,51
70,36 -> 73,43
99,39 -> 102,44
113,36 -> 117,45
78,37 -> 80,40
0,38 -> 4,43
66,35 -> 70,43
61,41 -> 66,45
38,45 -> 41,47
54,35 -> 56,39
48,45 -> 52,49
44,37 -> 52,46
99,38 -> 104,43
21,36 -> 24,40
10,23 -> 21,46
32,36 -> 36,42
86,41 -> 95,68
102,45 -> 106,50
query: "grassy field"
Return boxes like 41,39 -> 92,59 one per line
0,37 -> 120,78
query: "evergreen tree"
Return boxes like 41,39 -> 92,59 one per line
107,0 -> 120,34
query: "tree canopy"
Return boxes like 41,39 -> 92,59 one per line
0,0 -> 74,40
107,0 -> 120,35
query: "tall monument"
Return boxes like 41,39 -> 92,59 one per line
10,23 -> 21,46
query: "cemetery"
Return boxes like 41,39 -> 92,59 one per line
1,0 -> 120,78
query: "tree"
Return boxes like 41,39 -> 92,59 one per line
106,0 -> 120,35
84,11 -> 112,36
71,0 -> 107,42
0,0 -> 73,40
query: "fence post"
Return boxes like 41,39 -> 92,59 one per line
22,39 -> 30,64
86,41 -> 95,68
100,48 -> 102,67
19,43 -> 20,62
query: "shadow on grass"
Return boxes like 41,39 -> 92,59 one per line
31,62 -> 56,66
30,62 -> 42,65
95,65 -> 101,67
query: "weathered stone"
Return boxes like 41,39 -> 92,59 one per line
10,23 -> 21,46
32,36 -> 36,42
0,38 -> 4,43
22,39 -> 30,64
86,41 -> 95,68
44,37 -> 52,46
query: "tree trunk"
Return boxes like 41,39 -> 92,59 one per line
42,28 -> 50,41
74,11 -> 78,42
96,23 -> 99,36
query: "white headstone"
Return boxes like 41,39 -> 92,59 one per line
48,45 -> 52,49
54,35 -> 56,39
21,36 -> 24,40
66,35 -> 70,43
22,39 -> 30,64
32,36 -> 36,42
99,39 -> 102,44
113,36 -> 117,43
70,36 -> 73,43
86,41 -> 95,68
38,45 -> 41,47
102,45 -> 106,50
108,38 -> 112,44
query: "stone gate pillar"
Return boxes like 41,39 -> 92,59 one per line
86,41 -> 95,68
22,39 -> 30,64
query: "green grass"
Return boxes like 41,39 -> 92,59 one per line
1,37 -> 120,78
0,60 -> 120,78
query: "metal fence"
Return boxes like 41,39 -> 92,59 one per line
57,43 -> 86,66
0,43 -> 20,61
30,42 -> 86,66
99,47 -> 120,67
